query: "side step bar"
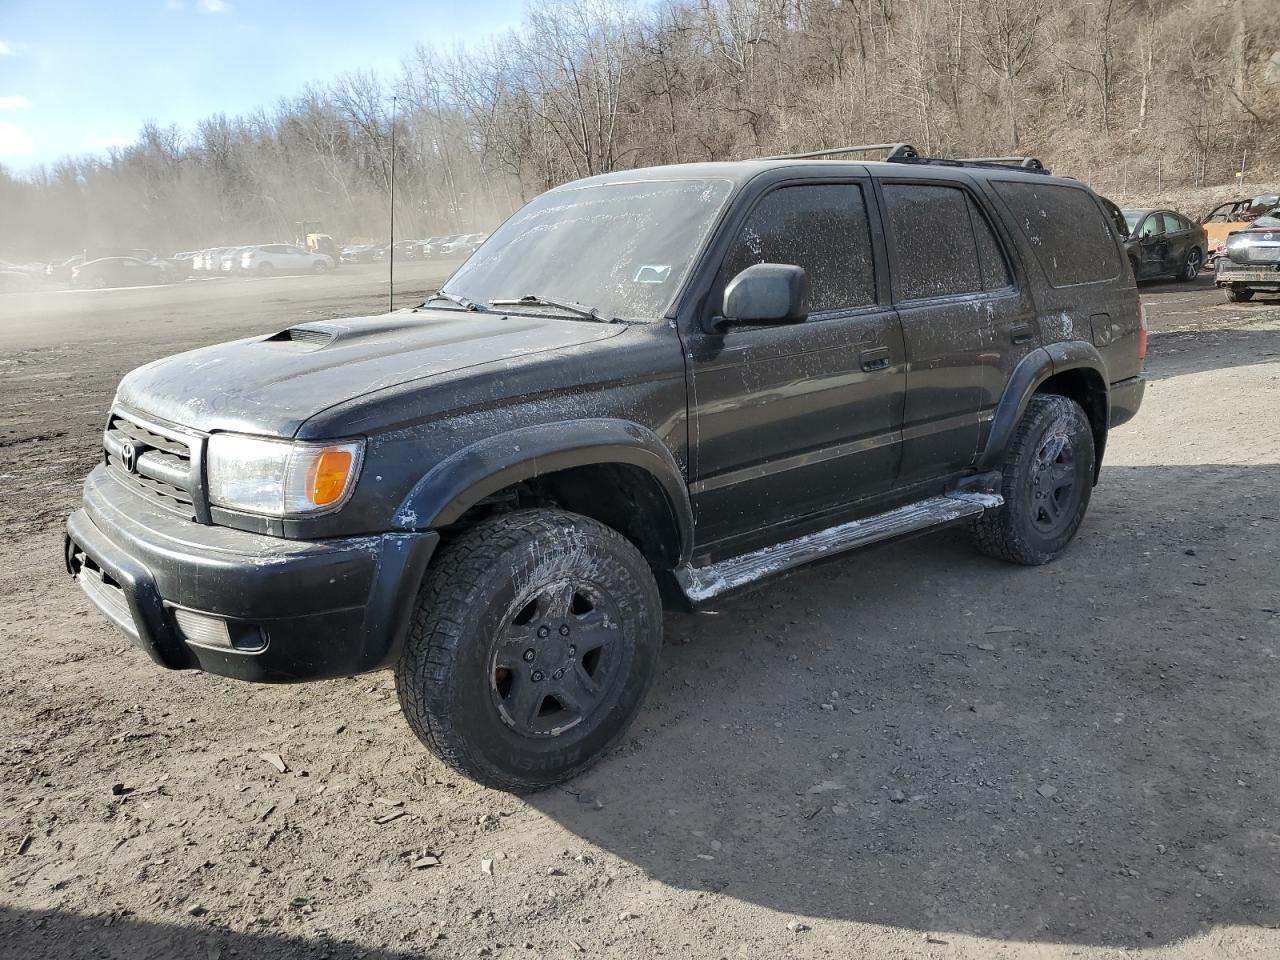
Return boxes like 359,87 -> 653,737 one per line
674,492 -> 1003,605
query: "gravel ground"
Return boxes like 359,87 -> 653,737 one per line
2,265 -> 1280,959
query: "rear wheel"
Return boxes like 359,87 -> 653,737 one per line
971,394 -> 1095,565
396,509 -> 662,793
1227,287 -> 1254,303
1178,247 -> 1202,282
312,260 -> 330,273
256,262 -> 274,275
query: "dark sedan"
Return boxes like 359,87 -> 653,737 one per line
71,257 -> 172,288
1120,208 -> 1206,282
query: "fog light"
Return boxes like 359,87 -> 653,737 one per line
171,607 -> 267,653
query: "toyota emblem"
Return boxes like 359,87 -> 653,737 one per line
120,441 -> 138,473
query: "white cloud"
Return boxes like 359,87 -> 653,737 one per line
0,120 -> 33,156
0,95 -> 32,110
198,0 -> 231,11
0,41 -> 14,56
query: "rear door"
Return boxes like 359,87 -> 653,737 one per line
686,179 -> 906,548
875,177 -> 1032,483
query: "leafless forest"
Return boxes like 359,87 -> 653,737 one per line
2,0 -> 1277,261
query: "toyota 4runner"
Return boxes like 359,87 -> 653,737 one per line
65,144 -> 1146,792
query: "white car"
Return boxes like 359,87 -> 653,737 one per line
440,233 -> 488,256
240,244 -> 334,275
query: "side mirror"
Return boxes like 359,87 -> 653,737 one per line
720,263 -> 808,326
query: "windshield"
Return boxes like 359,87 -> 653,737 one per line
441,178 -> 734,320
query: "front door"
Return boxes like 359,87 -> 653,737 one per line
684,180 -> 906,551
1134,213 -> 1169,278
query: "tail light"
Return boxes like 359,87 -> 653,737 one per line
1137,297 -> 1148,362
1216,241 -> 1226,253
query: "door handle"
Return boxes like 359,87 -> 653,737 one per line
860,346 -> 891,372
1009,323 -> 1034,345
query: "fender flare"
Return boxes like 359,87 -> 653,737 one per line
393,418 -> 695,563
977,341 -> 1109,472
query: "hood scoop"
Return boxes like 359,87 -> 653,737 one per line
266,325 -> 338,349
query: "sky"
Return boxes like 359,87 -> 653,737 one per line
0,0 -> 527,173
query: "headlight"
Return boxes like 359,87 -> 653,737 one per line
206,434 -> 364,516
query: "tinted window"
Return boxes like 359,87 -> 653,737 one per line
721,183 -> 875,313
1161,213 -> 1184,233
1138,215 -> 1162,239
967,195 -> 1012,289
883,183 -> 982,300
995,181 -> 1121,286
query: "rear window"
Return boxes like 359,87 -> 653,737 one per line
993,181 -> 1121,287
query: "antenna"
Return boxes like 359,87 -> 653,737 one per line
388,94 -> 397,313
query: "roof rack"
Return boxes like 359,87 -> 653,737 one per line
761,143 -> 920,161
760,143 -> 1050,175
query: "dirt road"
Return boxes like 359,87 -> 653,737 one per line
2,268 -> 1279,959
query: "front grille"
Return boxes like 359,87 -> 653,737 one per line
103,410 -> 199,517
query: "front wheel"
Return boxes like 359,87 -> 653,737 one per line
312,260 -> 330,273
971,394 -> 1095,565
1178,247 -> 1202,282
1227,287 -> 1254,303
396,509 -> 662,793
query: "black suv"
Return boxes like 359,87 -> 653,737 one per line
65,146 -> 1146,792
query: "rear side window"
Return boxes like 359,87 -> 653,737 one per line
721,183 -> 875,313
882,183 -> 984,300
993,181 -> 1121,287
1161,213 -> 1184,233
967,195 -> 1012,290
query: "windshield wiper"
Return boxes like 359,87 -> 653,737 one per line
490,294 -> 617,323
423,289 -> 489,312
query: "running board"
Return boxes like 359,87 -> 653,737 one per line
674,492 -> 1003,604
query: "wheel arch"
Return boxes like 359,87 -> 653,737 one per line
980,343 -> 1110,481
395,419 -> 694,569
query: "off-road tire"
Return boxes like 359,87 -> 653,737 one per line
395,509 -> 662,793
971,394 -> 1095,565
1227,287 -> 1254,303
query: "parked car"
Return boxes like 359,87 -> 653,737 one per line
164,251 -> 199,280
65,147 -> 1145,792
1214,213 -> 1280,302
440,233 -> 487,256
372,240 -> 425,262
45,255 -> 86,283
423,235 -> 461,257
1119,208 -> 1206,281
240,244 -> 334,274
341,244 -> 381,264
201,247 -> 237,273
70,257 -> 172,288
1202,194 -> 1280,264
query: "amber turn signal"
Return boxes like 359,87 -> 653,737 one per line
307,448 -> 355,506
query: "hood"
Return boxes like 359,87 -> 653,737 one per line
116,309 -> 625,437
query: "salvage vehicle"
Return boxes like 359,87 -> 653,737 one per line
1202,194 -> 1280,264
1214,213 -> 1280,302
1120,208 -> 1206,281
65,144 -> 1146,792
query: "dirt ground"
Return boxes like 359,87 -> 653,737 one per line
2,262 -> 1280,960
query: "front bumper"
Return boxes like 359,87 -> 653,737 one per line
65,465 -> 438,683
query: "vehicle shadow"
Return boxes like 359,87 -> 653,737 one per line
0,904 -> 426,960
1146,326 -> 1280,381
530,462 -> 1280,948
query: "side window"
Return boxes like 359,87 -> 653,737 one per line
883,183 -> 982,300
993,181 -> 1122,286
1138,216 -> 1162,239
1161,213 -> 1183,234
967,195 -> 1012,290
721,183 -> 875,314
